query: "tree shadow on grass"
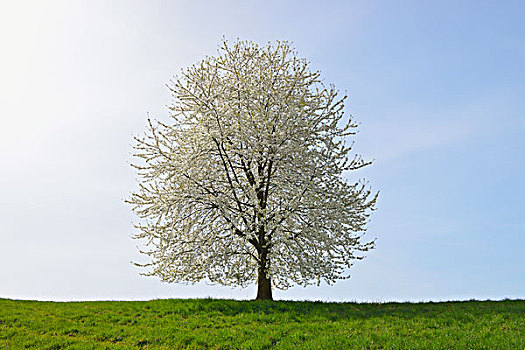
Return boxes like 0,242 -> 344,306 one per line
144,298 -> 525,322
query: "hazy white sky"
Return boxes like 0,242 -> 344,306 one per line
1,0 -> 523,301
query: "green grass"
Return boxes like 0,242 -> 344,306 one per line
0,298 -> 523,349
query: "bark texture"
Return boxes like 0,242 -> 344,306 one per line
256,265 -> 273,300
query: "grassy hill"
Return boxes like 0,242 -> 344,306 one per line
0,298 -> 523,349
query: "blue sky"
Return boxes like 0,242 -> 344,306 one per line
0,0 -> 523,301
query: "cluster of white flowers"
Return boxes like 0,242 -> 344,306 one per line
129,39 -> 377,290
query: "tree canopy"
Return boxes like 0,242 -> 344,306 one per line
129,40 -> 377,300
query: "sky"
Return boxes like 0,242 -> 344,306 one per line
0,0 -> 523,302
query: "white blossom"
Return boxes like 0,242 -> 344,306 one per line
128,39 -> 377,297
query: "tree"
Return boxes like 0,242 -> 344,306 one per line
128,39 -> 377,300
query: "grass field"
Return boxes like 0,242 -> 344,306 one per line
0,298 -> 523,349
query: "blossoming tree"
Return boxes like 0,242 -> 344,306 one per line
129,40 -> 377,300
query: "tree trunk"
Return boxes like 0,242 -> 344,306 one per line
256,266 -> 273,300
255,209 -> 273,300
